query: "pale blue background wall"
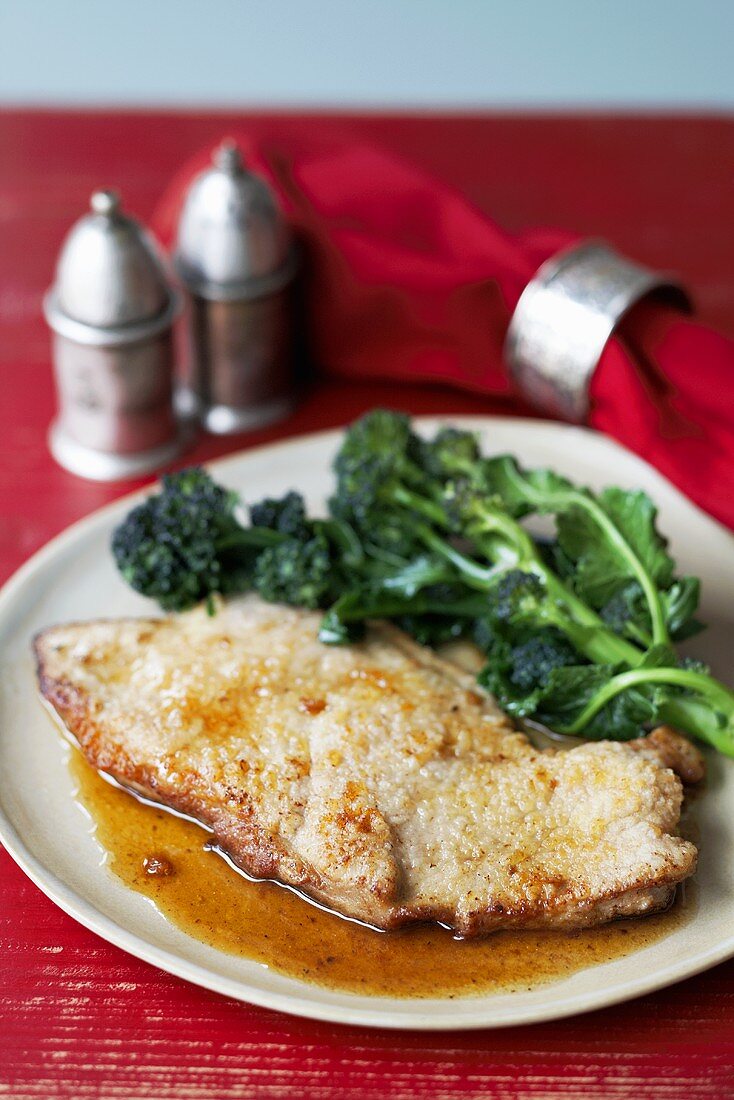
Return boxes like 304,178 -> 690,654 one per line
0,0 -> 732,108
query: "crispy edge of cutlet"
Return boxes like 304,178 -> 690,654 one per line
33,628 -> 403,929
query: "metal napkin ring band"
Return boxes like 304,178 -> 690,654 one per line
504,241 -> 692,422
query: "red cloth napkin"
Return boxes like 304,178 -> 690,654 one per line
154,138 -> 734,531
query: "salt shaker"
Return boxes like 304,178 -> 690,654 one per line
174,141 -> 298,434
44,190 -> 183,480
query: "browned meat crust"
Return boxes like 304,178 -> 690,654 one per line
34,597 -> 697,936
630,726 -> 706,786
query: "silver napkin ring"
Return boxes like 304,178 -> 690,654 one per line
504,241 -> 691,422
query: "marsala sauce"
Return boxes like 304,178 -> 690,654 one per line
69,749 -> 695,999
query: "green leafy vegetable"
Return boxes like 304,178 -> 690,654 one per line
110,414 -> 734,757
111,468 -> 283,612
481,456 -> 685,647
253,530 -> 338,610
249,491 -> 309,538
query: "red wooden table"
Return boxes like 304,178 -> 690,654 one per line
2,109 -> 733,1099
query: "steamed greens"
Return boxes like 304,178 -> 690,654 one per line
111,410 -> 734,756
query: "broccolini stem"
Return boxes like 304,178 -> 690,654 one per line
324,589 -> 488,626
413,523 -> 506,588
539,570 -> 645,667
556,666 -> 734,753
391,485 -> 452,528
416,522 -> 646,668
539,603 -> 645,669
391,478 -> 652,670
313,519 -> 365,564
572,493 -> 670,647
469,515 -> 647,668
656,696 -> 734,755
215,527 -> 287,550
497,462 -> 671,647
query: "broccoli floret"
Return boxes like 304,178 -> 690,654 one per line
111,467 -> 284,612
111,468 -> 246,611
481,568 -> 639,669
332,410 -> 417,510
417,427 -> 480,481
253,532 -> 337,609
475,589 -> 582,717
441,477 -> 536,555
491,569 -> 546,624
249,491 -> 308,538
106,417 -> 734,758
329,409 -> 428,554
507,632 -> 580,692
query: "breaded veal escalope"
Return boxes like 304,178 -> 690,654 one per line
35,595 -> 699,936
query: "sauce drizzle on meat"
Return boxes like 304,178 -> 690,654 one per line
69,749 -> 696,999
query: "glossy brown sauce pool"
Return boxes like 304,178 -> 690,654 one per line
68,749 -> 696,999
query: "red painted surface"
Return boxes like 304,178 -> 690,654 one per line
1,109 -> 733,1099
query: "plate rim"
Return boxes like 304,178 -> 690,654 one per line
1,415 -> 733,1031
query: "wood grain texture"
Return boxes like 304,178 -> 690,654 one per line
1,109 -> 734,1099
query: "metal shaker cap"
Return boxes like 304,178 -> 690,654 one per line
44,190 -> 180,347
174,141 -> 297,302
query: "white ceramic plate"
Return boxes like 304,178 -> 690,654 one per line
1,417 -> 733,1030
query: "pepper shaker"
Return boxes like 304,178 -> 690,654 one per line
174,141 -> 298,434
44,190 -> 184,480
